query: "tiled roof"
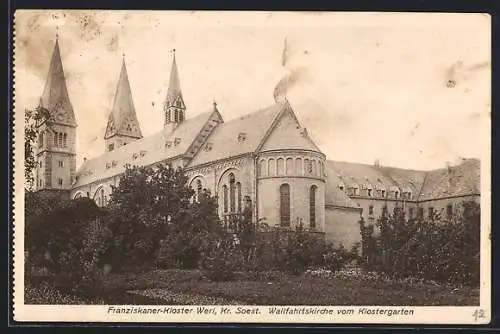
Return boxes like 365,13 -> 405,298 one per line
187,103 -> 286,167
324,163 -> 361,209
325,158 -> 480,202
326,160 -> 426,196
74,110 -> 215,187
417,158 -> 480,200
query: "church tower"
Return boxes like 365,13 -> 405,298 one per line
163,49 -> 186,132
35,36 -> 77,197
104,56 -> 143,152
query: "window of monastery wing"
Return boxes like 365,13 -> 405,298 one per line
259,160 -> 267,177
53,132 -> 58,146
63,133 -> 67,147
268,158 -> 276,176
277,158 -> 285,176
286,158 -> 294,176
309,185 -> 317,229
280,184 -> 291,227
369,205 -> 374,215
295,158 -> 303,176
38,132 -> 44,147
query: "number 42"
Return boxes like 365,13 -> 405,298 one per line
472,309 -> 485,322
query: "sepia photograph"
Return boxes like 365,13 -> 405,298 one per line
13,10 -> 491,323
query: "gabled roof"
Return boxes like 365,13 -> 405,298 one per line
74,110 -> 215,187
187,103 -> 286,167
40,39 -> 76,126
324,163 -> 361,209
104,59 -> 143,139
417,158 -> 480,200
327,160 -> 426,196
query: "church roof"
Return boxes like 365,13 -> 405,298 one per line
164,52 -> 183,107
74,110 -> 215,187
104,59 -> 143,139
187,102 -> 286,167
40,39 -> 76,126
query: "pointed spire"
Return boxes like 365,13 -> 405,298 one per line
165,48 -> 183,106
104,57 -> 143,140
40,37 -> 76,126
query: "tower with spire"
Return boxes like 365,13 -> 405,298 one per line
163,49 -> 186,133
35,35 -> 77,197
104,56 -> 143,152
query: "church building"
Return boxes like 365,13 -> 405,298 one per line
34,38 -> 481,249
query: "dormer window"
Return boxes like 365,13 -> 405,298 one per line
204,142 -> 213,152
300,128 -> 308,137
165,141 -> 172,148
174,138 -> 181,146
140,150 -> 146,157
105,162 -> 111,169
111,160 -> 117,167
238,132 -> 247,142
132,153 -> 138,160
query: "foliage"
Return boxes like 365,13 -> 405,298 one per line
199,233 -> 242,281
159,189 -> 223,269
24,106 -> 53,190
359,201 -> 480,286
25,196 -> 108,293
104,163 -> 195,268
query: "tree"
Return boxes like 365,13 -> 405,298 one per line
26,197 -> 107,292
24,105 -> 53,190
104,163 -> 197,268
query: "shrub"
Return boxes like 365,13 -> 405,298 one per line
200,234 -> 242,281
360,201 -> 480,286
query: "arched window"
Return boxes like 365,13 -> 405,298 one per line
63,133 -> 67,147
279,184 -> 290,227
305,159 -> 312,175
277,158 -> 285,175
309,185 -> 317,229
175,109 -> 179,123
286,158 -> 294,175
58,132 -> 63,147
38,132 -> 44,147
295,158 -> 303,175
196,179 -> 202,201
236,182 -> 242,212
259,160 -> 267,177
179,111 -> 184,122
166,110 -> 171,123
223,185 -> 228,213
268,158 -> 275,176
229,173 -> 236,212
53,132 -> 58,146
101,188 -> 106,207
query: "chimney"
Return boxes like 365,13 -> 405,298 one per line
374,159 -> 380,168
83,157 -> 87,163
446,161 -> 452,173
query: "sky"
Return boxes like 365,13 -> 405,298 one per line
14,11 -> 491,171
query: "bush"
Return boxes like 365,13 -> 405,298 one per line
360,201 -> 480,286
200,234 -> 242,281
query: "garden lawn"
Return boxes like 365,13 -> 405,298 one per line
101,269 -> 479,306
